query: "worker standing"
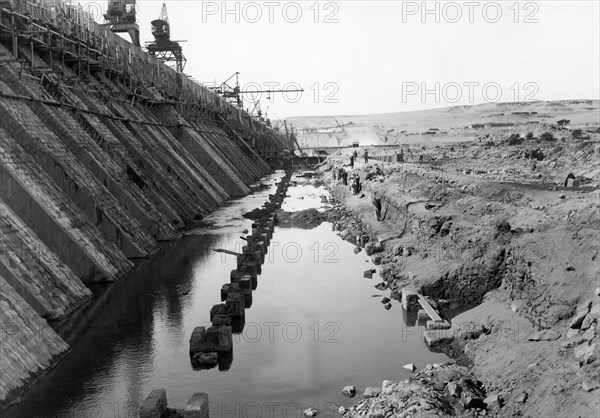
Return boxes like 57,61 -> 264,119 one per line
364,149 -> 369,164
372,193 -> 382,221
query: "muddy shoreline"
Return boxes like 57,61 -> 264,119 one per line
309,143 -> 599,418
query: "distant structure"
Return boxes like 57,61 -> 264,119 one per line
146,3 -> 186,72
104,0 -> 140,46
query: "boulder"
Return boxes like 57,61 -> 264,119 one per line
446,381 -> 461,398
139,389 -> 168,418
342,385 -> 356,398
381,380 -> 397,395
374,282 -> 387,291
303,407 -> 318,417
484,393 -> 504,410
574,343 -> 599,364
461,394 -> 485,409
570,301 -> 592,329
363,387 -> 381,398
364,269 -> 374,279
183,393 -> 209,418
513,391 -> 528,404
527,330 -> 561,342
381,297 -> 391,304
403,363 -> 417,372
365,242 -> 376,256
372,254 -> 383,265
581,304 -> 599,330
390,290 -> 402,301
566,328 -> 580,339
582,380 -> 600,392
384,303 -> 392,310
582,327 -> 596,341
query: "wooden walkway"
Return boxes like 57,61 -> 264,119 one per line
418,295 -> 443,322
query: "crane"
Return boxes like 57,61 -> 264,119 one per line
333,117 -> 346,133
103,0 -> 140,46
213,72 -> 304,108
145,3 -> 187,72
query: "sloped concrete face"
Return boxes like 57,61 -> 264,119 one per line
0,128 -> 133,282
0,275 -> 70,403
0,202 -> 92,321
0,80 -> 158,258
0,19 -> 276,405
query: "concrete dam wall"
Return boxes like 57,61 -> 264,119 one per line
0,0 -> 284,406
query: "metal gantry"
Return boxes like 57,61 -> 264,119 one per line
145,3 -> 186,73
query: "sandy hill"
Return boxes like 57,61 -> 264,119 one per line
281,100 -> 600,148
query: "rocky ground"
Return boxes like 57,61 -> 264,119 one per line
314,127 -> 600,417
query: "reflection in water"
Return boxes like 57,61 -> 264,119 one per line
5,173 -> 451,417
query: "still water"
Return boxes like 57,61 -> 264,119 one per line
5,171 -> 449,417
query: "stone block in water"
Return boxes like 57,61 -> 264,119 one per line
401,289 -> 420,311
191,352 -> 218,368
183,392 -> 209,418
240,277 -> 252,294
210,303 -> 231,321
212,315 -> 232,327
139,389 -> 167,418
189,326 -> 232,354
221,283 -> 241,300
226,293 -> 245,319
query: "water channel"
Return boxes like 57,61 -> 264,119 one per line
5,171 -> 450,418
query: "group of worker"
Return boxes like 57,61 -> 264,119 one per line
348,148 -> 369,168
331,147 -> 385,221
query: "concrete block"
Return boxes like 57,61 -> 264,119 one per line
424,329 -> 454,347
139,389 -> 167,418
427,320 -> 451,330
226,293 -> 245,319
190,326 -> 233,354
183,392 -> 209,417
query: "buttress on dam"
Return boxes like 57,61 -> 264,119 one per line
0,0 -> 291,407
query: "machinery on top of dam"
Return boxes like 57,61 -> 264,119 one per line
146,3 -> 186,73
0,0 -> 294,157
104,0 -> 140,46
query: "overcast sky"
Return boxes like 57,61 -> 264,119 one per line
90,1 -> 600,118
